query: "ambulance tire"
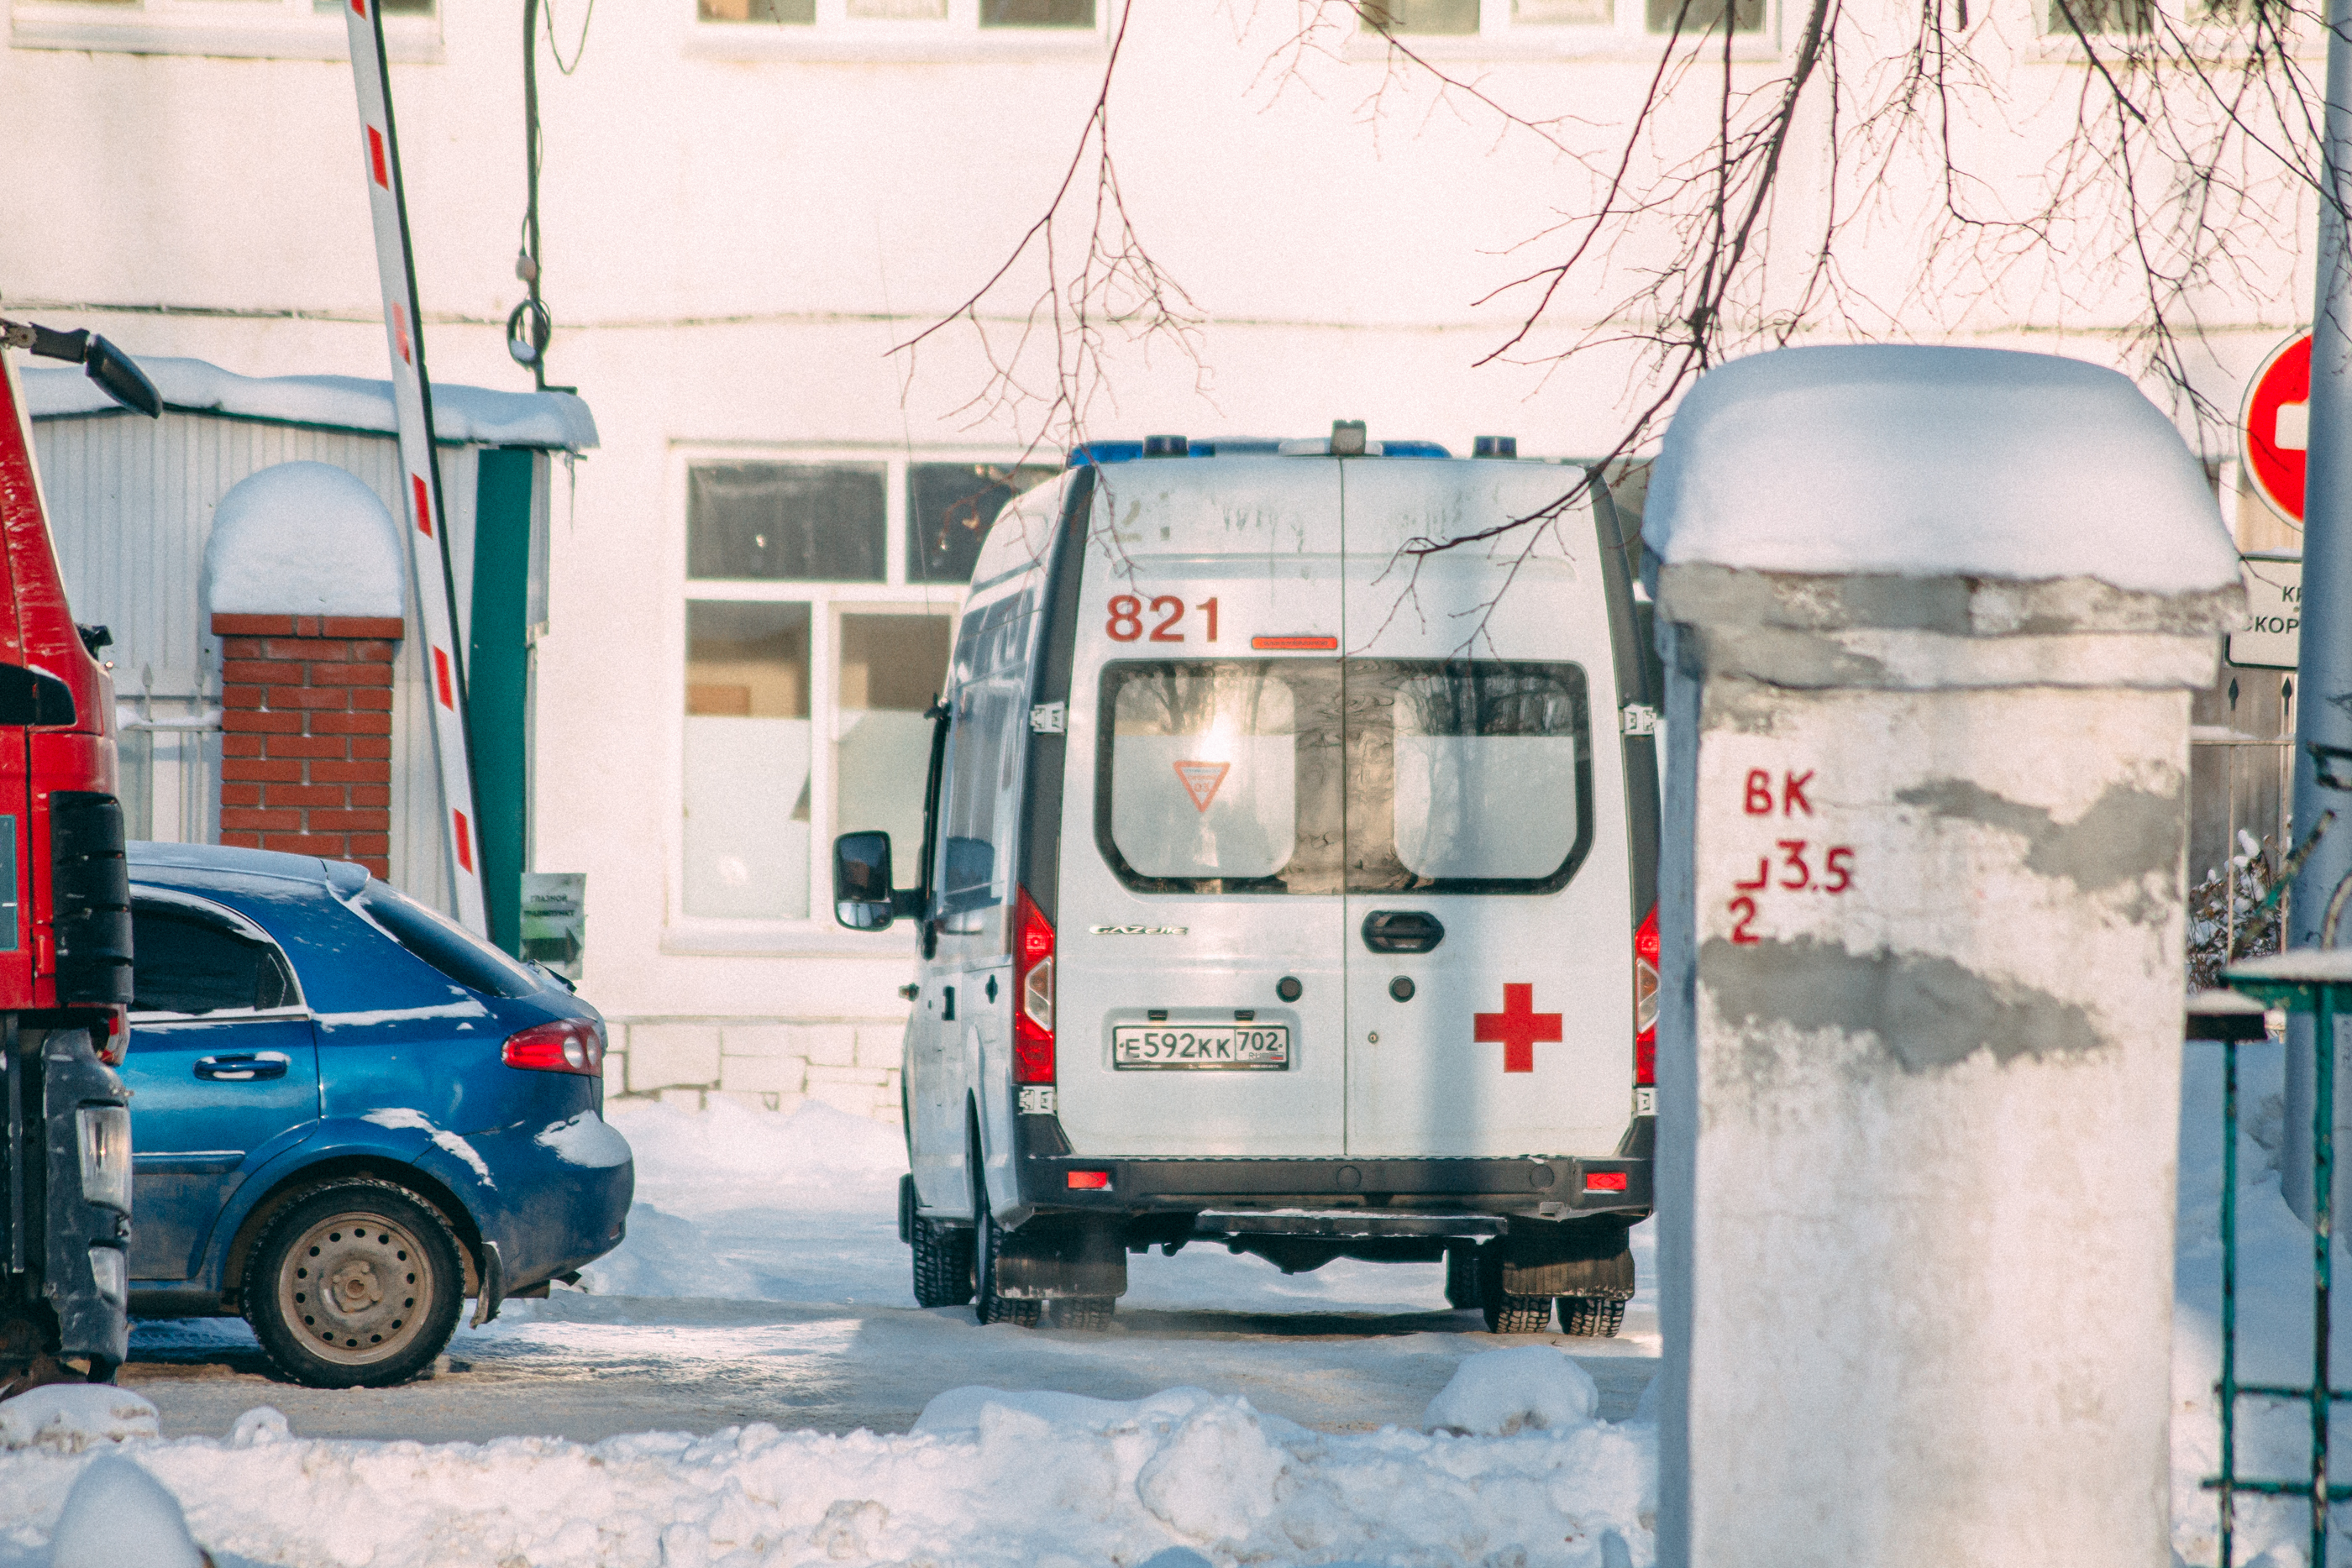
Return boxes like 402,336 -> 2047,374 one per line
1483,1293 -> 1555,1335
1049,1296 -> 1116,1331
973,1174 -> 1042,1329
1557,1294 -> 1626,1338
911,1214 -> 975,1309
1444,1245 -> 1483,1310
1474,1244 -> 1550,1333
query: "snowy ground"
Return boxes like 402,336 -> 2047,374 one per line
0,1051 -> 2305,1567
0,1101 -> 1664,1565
113,1103 -> 1658,1445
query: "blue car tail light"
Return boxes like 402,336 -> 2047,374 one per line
502,1018 -> 605,1077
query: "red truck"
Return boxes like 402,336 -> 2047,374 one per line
0,317 -> 152,1395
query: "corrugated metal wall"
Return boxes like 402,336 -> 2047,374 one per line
28,408 -> 480,916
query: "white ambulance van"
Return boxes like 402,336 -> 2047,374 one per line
832,429 -> 1660,1334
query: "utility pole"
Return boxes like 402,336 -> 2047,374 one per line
2286,0 -> 2352,1225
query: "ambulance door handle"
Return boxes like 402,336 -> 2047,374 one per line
944,986 -> 956,1021
1362,910 -> 1445,954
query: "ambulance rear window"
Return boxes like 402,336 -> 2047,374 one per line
1095,658 -> 1591,895
1099,662 -> 1345,894
1359,663 -> 1591,889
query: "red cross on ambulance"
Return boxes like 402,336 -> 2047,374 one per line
1474,983 -> 1562,1073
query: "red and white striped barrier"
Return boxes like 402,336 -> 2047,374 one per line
343,0 -> 487,935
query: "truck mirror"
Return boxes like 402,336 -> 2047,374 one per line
84,335 -> 162,420
0,665 -> 76,726
833,831 -> 895,931
2,321 -> 162,419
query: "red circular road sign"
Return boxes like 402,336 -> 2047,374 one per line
2243,329 -> 2313,523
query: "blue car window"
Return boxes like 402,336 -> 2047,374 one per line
350,881 -> 540,999
130,907 -> 295,1015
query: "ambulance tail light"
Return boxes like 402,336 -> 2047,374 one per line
1014,887 -> 1055,1086
1634,905 -> 1659,1089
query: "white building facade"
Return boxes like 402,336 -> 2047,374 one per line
0,0 -> 2313,1119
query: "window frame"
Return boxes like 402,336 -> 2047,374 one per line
8,0 -> 441,60
666,444 -> 1035,954
1344,0 -> 1782,57
2027,0 -> 2311,52
685,0 -> 1112,62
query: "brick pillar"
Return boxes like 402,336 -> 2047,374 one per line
212,613 -> 402,877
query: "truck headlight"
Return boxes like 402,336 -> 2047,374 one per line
87,1245 -> 124,1305
77,1104 -> 130,1214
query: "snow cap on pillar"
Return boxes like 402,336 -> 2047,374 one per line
1644,345 -> 2241,595
202,460 -> 403,621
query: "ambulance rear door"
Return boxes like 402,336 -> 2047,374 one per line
1053,459 -> 1349,1158
1337,459 -> 1635,1159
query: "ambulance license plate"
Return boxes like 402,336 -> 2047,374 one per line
1110,1024 -> 1290,1070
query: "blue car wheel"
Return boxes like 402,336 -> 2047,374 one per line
244,1179 -> 463,1388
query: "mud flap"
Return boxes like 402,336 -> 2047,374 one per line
40,1030 -> 129,1369
469,1239 -> 506,1328
991,1219 -> 1126,1300
1497,1219 -> 1635,1300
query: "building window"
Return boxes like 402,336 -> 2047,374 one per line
981,0 -> 1091,20
683,602 -> 812,920
1642,0 -> 1762,32
908,462 -> 1057,585
688,463 -> 887,582
1357,0 -> 1766,39
2046,0 -> 2150,30
678,455 -> 1053,929
1361,0 -> 1480,30
696,0 -> 1094,25
10,0 -> 438,58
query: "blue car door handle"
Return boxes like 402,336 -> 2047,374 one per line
193,1051 -> 291,1082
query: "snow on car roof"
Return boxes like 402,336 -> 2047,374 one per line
21,356 -> 598,450
128,839 -> 365,896
1642,344 -> 2239,595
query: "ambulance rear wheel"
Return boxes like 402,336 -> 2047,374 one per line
1049,1296 -> 1115,1331
1483,1293 -> 1554,1334
911,1214 -> 974,1309
1557,1294 -> 1626,1338
1444,1245 -> 1483,1310
1477,1245 -> 1551,1334
974,1176 -> 1041,1329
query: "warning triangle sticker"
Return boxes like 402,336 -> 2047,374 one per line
1173,760 -> 1231,813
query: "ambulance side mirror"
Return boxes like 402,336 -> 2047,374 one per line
834,831 -> 898,931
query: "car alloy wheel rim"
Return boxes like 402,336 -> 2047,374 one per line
280,1210 -> 433,1366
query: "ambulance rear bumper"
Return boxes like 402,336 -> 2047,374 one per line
1013,1146 -> 1651,1224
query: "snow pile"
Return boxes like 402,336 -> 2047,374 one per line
22,357 -> 598,449
1423,1345 -> 1602,1436
0,1385 -> 1654,1568
611,1096 -> 906,1214
1644,346 -> 2240,595
201,462 -> 402,619
0,1386 -> 158,1453
228,1408 -> 289,1448
575,1099 -> 910,1302
45,1455 -> 207,1568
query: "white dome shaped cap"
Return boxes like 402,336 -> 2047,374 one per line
1644,345 -> 2242,595
202,461 -> 404,619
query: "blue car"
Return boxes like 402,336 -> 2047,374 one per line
121,843 -> 632,1387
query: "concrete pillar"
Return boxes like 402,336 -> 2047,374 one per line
1645,347 -> 2242,1565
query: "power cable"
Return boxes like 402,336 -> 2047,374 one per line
511,0 -> 592,391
